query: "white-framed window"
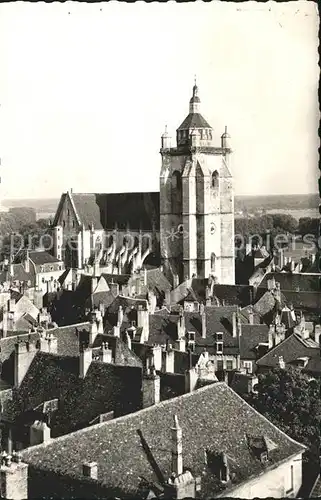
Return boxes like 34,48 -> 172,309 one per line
243,361 -> 253,374
226,360 -> 233,370
216,332 -> 223,342
216,342 -> 223,354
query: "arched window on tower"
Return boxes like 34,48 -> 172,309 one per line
172,170 -> 182,213
212,171 -> 219,189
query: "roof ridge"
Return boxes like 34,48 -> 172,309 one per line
256,334 -> 297,364
21,382 -> 226,453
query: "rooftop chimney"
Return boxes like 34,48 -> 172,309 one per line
162,347 -> 175,373
142,367 -> 160,408
100,342 -> 113,364
30,420 -> 51,446
112,323 -> 120,338
278,356 -> 285,369
171,415 -> 183,476
117,305 -> 124,326
0,452 -> 28,500
39,331 -> 58,354
177,309 -> 185,339
14,341 -> 37,387
124,330 -> 132,350
201,308 -> 206,339
137,304 -> 149,343
82,462 -> 98,480
79,346 -> 92,378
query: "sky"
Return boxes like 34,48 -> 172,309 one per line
0,1 -> 319,200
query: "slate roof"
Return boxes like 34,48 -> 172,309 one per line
259,273 -> 321,293
177,112 -> 212,130
21,383 -> 306,498
256,333 -> 320,372
64,192 -> 160,231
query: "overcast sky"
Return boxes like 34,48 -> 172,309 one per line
0,1 -> 319,200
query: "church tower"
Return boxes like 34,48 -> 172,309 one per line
160,82 -> 235,285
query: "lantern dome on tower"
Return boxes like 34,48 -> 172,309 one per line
189,82 -> 201,104
176,80 -> 213,147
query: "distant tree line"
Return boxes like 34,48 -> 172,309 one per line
0,207 -> 51,258
235,214 -> 319,242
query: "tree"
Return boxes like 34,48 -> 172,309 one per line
9,207 -> 36,226
244,367 -> 320,466
298,217 -> 319,237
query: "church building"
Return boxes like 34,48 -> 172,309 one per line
51,83 -> 235,285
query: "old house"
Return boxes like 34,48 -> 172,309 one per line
10,382 -> 307,499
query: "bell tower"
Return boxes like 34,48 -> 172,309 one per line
160,81 -> 235,285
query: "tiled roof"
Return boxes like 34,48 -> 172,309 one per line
145,269 -> 172,296
280,290 -> 321,313
29,251 -> 61,265
0,332 -> 39,363
239,325 -> 270,360
239,306 -> 261,325
259,273 -> 321,293
179,279 -> 253,307
256,333 -> 320,371
102,274 -> 132,286
107,295 -> 148,316
68,192 -> 160,231
148,306 -> 240,355
88,291 -> 116,310
21,383 -> 305,498
177,112 -> 212,130
71,194 -> 105,230
0,264 -> 35,285
10,352 -> 142,437
50,322 -> 91,357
